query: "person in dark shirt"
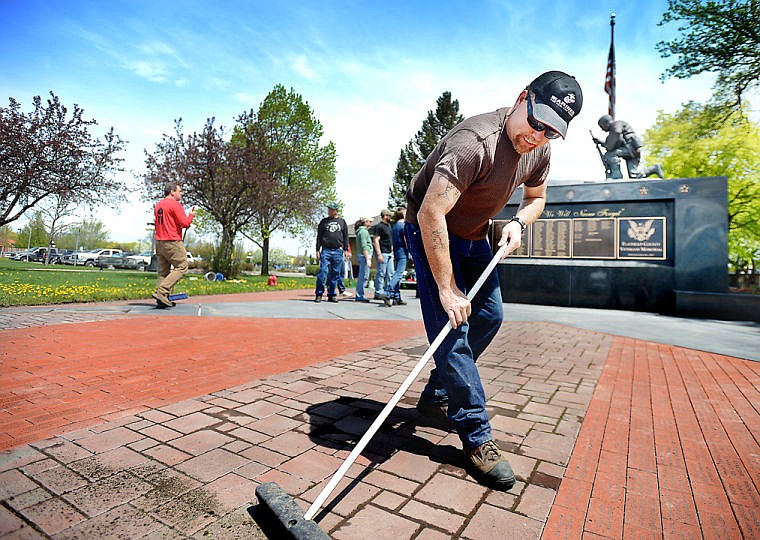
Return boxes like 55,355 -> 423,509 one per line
314,202 -> 349,303
388,207 -> 409,305
370,209 -> 394,305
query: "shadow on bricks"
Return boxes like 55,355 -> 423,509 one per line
294,397 -> 464,521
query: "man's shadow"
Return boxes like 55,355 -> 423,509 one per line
303,395 -> 464,521
250,394 -> 463,530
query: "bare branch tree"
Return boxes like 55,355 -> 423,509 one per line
0,92 -> 128,228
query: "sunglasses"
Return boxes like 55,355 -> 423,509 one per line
526,95 -> 561,139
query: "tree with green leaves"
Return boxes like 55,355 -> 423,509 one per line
55,219 -> 111,251
15,211 -> 47,250
388,91 -> 463,209
657,0 -> 760,110
644,101 -> 760,274
144,85 -> 336,277
0,225 -> 17,252
0,93 -> 127,228
237,85 -> 337,275
144,117 -> 270,277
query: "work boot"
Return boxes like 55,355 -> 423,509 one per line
327,295 -> 338,303
416,399 -> 453,430
383,296 -> 392,307
152,292 -> 173,308
465,440 -> 516,491
393,298 -> 407,306
314,295 -> 322,303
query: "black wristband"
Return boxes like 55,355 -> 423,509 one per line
509,216 -> 527,232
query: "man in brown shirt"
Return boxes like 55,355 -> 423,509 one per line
405,71 -> 583,490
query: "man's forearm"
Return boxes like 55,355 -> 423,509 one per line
418,209 -> 454,293
515,196 -> 546,225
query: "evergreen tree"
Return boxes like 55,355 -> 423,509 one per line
387,92 -> 464,209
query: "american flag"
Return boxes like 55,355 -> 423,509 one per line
604,16 -> 616,118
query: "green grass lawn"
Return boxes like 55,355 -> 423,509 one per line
0,258 -> 315,307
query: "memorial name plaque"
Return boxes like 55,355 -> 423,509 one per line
491,220 -> 530,257
531,219 -> 571,258
618,217 -> 666,260
572,218 -> 615,258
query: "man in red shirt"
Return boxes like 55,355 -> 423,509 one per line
153,183 -> 194,308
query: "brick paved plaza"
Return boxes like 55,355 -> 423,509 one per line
1,290 -> 758,539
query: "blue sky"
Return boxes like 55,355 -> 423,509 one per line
2,0 -> 720,251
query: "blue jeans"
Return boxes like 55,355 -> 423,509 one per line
355,255 -> 370,300
337,259 -> 346,293
389,250 -> 408,300
405,222 -> 503,450
315,248 -> 344,297
373,252 -> 394,297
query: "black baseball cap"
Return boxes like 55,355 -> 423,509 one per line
528,71 -> 583,138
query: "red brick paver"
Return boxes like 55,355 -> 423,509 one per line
545,337 -> 760,539
0,316 -> 423,450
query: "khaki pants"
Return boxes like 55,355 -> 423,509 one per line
155,240 -> 188,295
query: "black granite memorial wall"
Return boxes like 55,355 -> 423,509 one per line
493,176 -> 728,314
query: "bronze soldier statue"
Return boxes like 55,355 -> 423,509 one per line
592,115 -> 664,180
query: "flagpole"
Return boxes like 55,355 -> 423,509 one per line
606,13 -> 616,118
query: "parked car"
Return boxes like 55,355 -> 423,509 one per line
54,249 -> 75,263
96,252 -> 144,270
64,248 -> 123,266
124,250 -> 153,270
9,247 -> 41,261
9,248 -> 37,261
10,247 -> 66,263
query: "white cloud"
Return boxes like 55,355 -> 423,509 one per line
130,60 -> 169,82
138,41 -> 178,57
233,92 -> 260,106
291,54 -> 317,80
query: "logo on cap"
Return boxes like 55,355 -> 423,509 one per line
550,94 -> 577,118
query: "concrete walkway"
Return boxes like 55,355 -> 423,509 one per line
0,290 -> 758,539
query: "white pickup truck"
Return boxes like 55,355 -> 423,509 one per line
65,248 -> 123,267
